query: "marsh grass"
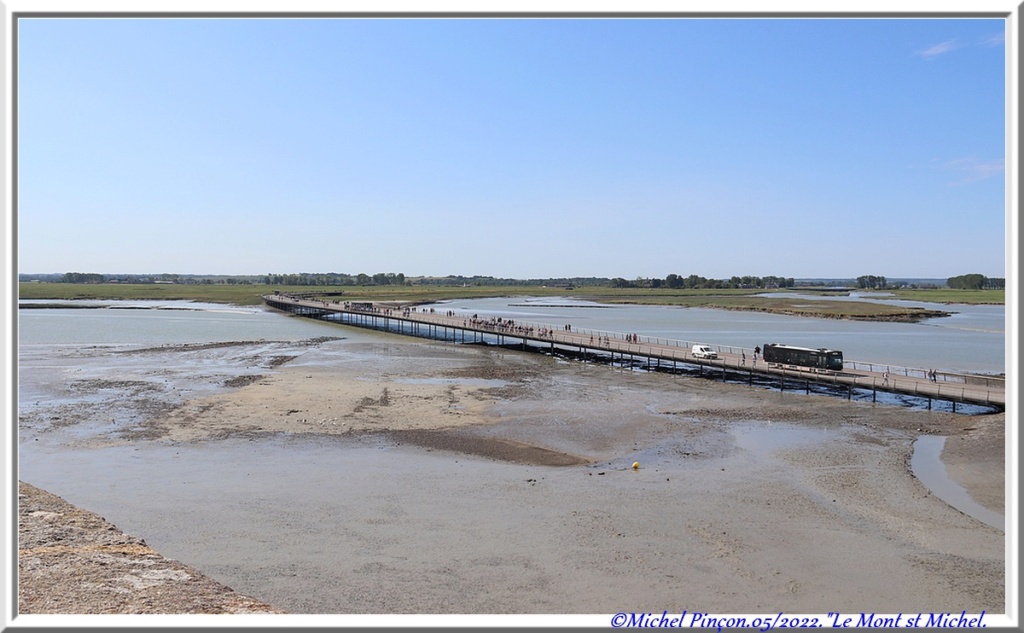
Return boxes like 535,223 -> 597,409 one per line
17,283 -> 1002,320
871,288 -> 1004,305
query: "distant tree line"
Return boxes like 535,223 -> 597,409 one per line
855,274 -> 1004,290
412,276 -> 610,287
60,272 -> 105,284
856,275 -> 888,289
26,271 -> 1000,291
610,275 -> 795,289
53,272 -> 189,284
947,274 -> 1004,290
34,272 -> 413,286
262,272 -> 406,286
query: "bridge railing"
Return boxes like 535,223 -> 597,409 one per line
841,360 -> 1004,388
268,295 -> 1004,390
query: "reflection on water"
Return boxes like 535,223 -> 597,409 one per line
19,296 -> 1005,374
391,377 -> 510,388
729,421 -> 839,453
18,301 -> 364,346
14,299 -> 1006,612
427,296 -> 1004,374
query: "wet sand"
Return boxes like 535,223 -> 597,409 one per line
17,335 -> 1007,616
18,481 -> 284,615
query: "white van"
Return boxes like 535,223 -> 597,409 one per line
691,344 -> 718,359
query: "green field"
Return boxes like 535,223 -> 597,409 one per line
867,288 -> 1005,305
17,283 -> 571,306
17,282 -> 1004,322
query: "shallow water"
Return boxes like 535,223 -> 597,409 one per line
426,296 -> 1004,375
17,301 -> 372,346
729,421 -> 840,453
910,435 -> 1004,530
390,374 -> 505,384
14,300 -> 1006,613
16,428 -> 762,613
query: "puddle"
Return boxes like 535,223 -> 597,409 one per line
910,435 -> 1003,530
391,377 -> 509,388
729,421 -> 839,454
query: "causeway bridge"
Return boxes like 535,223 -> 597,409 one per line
263,293 -> 1005,413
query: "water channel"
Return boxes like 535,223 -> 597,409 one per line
422,294 -> 1005,376
13,296 -> 1008,612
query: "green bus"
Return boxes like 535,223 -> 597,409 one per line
763,343 -> 843,372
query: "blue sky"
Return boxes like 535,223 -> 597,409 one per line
16,16 -> 1008,279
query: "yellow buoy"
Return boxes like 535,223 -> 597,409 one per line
632,461 -> 640,470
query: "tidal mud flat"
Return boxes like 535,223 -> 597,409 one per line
17,481 -> 283,615
17,332 -> 1006,616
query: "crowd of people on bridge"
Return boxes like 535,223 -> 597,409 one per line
463,315 -> 548,337
275,297 -> 969,398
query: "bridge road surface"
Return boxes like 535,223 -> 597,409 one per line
266,295 -> 1005,410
